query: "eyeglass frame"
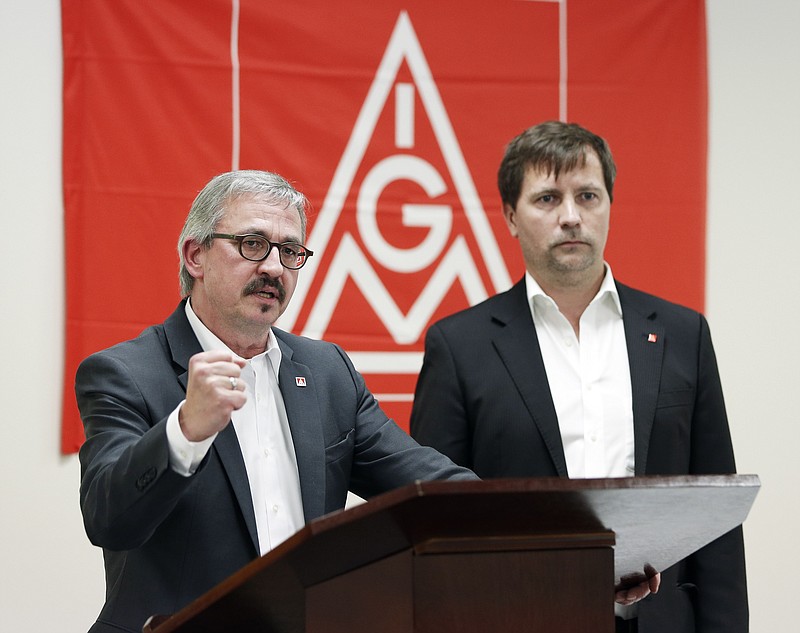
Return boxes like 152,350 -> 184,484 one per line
209,233 -> 314,270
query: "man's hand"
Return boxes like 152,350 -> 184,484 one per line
615,567 -> 661,606
179,351 -> 247,441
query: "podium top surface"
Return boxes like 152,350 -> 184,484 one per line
311,474 -> 759,583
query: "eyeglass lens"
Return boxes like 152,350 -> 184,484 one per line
240,236 -> 308,269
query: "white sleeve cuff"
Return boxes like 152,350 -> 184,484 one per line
166,401 -> 217,476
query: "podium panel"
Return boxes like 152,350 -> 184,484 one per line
414,546 -> 613,633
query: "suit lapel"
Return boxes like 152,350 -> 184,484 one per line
213,426 -> 259,551
273,333 -> 326,523
618,284 -> 664,475
163,301 -> 259,553
491,282 -> 569,477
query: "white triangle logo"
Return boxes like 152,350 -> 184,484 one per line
279,11 -> 512,373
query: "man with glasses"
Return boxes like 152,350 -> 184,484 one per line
75,170 -> 480,633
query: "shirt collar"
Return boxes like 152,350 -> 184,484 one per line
184,298 -> 282,374
524,263 -> 623,317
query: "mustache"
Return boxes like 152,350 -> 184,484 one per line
560,228 -> 583,240
242,276 -> 286,302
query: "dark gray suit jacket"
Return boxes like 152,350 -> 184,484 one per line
77,301 -> 475,633
410,279 -> 748,633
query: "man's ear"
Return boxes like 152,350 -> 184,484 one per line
182,239 -> 205,281
502,203 -> 519,238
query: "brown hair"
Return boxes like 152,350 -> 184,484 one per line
497,121 -> 617,207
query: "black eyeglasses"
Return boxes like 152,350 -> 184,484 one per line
210,233 -> 314,270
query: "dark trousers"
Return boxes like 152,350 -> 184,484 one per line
615,617 -> 638,633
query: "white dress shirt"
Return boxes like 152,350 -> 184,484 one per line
165,300 -> 305,554
526,266 -> 635,479
528,268 -> 639,620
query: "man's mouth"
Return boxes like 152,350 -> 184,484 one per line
556,240 -> 586,248
555,233 -> 590,249
244,278 -> 285,302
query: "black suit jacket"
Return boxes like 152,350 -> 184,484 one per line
77,301 -> 475,633
410,279 -> 748,633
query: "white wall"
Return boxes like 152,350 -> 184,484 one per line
0,1 -> 107,630
0,1 -> 796,630
706,0 -> 800,628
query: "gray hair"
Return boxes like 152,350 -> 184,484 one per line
177,170 -> 308,297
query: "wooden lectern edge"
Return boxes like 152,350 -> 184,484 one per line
298,473 -> 761,534
236,474 -> 760,543
413,530 -> 616,555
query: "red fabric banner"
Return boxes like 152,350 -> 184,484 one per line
61,0 -> 707,452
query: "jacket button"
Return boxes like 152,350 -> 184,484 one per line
136,467 -> 157,491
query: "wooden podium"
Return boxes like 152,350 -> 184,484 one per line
144,475 -> 759,633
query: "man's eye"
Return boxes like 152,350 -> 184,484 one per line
281,245 -> 300,258
242,239 -> 264,250
536,193 -> 561,209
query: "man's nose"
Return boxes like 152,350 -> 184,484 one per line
257,246 -> 284,276
559,200 -> 582,227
